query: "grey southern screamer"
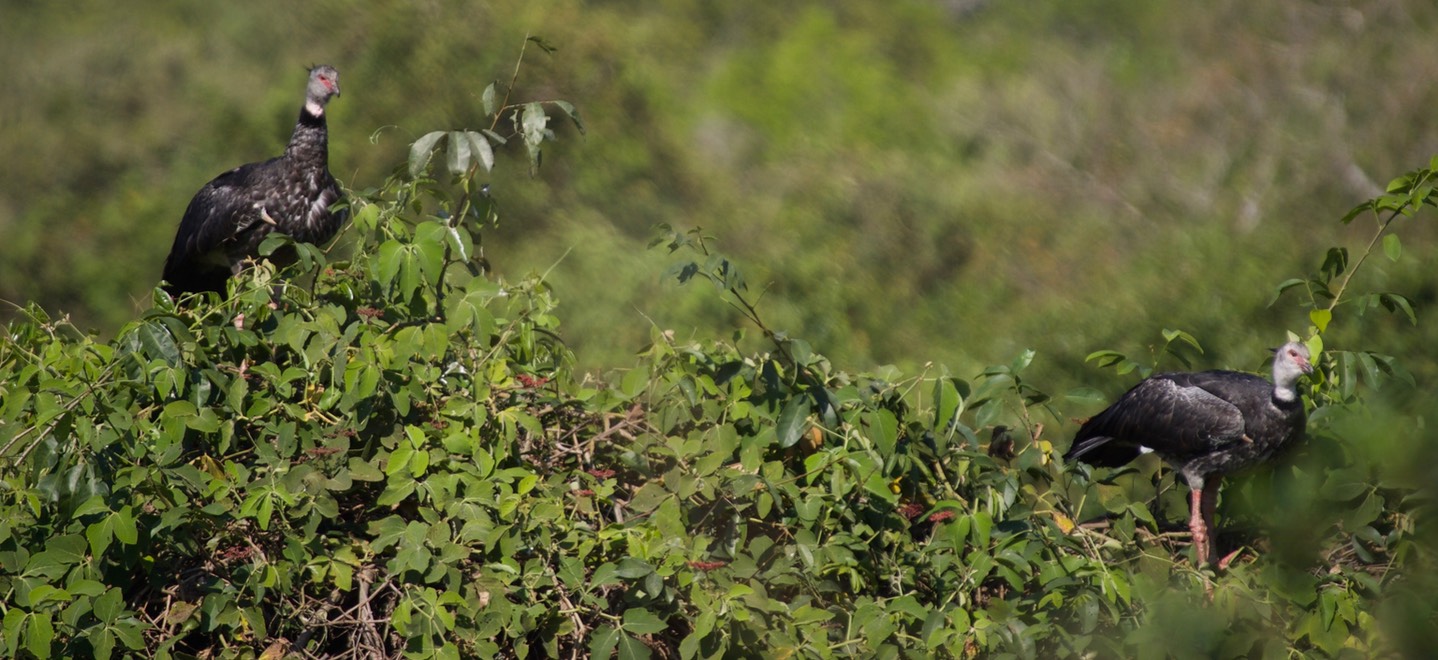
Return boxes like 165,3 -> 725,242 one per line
1064,341 -> 1314,567
162,65 -> 345,295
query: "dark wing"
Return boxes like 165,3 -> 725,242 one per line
1063,433 -> 1142,468
162,163 -> 271,293
1066,374 -> 1247,466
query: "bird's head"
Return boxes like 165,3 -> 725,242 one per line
305,65 -> 341,113
1271,341 -> 1314,389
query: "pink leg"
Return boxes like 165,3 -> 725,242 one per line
1190,480 -> 1222,567
1188,487 -> 1208,567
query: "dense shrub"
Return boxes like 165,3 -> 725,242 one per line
1,53 -> 1434,659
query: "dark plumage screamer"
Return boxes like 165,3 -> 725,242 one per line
1065,342 -> 1314,567
162,65 -> 344,295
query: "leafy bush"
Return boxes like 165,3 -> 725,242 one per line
1,47 -> 1434,660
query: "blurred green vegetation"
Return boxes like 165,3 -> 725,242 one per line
4,0 -> 1436,388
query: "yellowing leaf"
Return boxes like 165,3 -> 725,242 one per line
258,639 -> 291,660
195,454 -> 226,481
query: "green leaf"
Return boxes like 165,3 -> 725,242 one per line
1382,233 -> 1401,262
90,628 -> 115,660
1309,308 -> 1332,334
866,409 -> 899,456
376,239 -> 405,288
353,202 -> 381,231
440,431 -> 475,456
776,397 -> 810,448
92,588 -> 124,623
481,128 -> 508,145
27,534 -> 88,575
1319,589 -> 1337,631
621,608 -> 669,635
1084,350 -> 1126,368
481,82 -> 498,116
111,506 -> 137,546
1010,348 -> 1036,373
1161,329 -> 1202,353
257,231 -> 293,257
27,612 -> 53,659
679,632 -> 703,660
792,604 -> 835,625
616,634 -> 652,660
615,558 -> 654,579
1320,247 -> 1349,280
409,445 -> 430,476
465,131 -> 495,172
387,446 -> 416,477
188,407 -> 221,433
588,624 -> 621,659
66,581 -> 105,598
85,517 -> 114,557
113,620 -> 145,651
1341,493 -> 1385,530
933,377 -> 962,435
1339,200 -> 1371,224
408,131 -> 445,179
974,398 -> 1003,429
970,512 -> 994,547
619,368 -> 648,399
4,609 -> 25,657
416,223 -> 448,274
23,585 -> 69,608
1378,293 -> 1418,325
72,496 -> 111,518
863,470 -> 899,504
1268,277 -> 1308,307
348,457 -> 385,482
551,100 -> 585,134
446,130 -> 471,175
137,321 -> 182,367
1412,183 -> 1435,208
521,102 -> 549,170
256,493 -> 275,530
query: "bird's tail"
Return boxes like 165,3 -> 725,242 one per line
1064,433 -> 1144,467
1063,435 -> 1111,462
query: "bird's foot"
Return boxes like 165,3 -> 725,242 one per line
1217,548 -> 1244,571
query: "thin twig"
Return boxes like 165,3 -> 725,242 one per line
1324,207 -> 1404,313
